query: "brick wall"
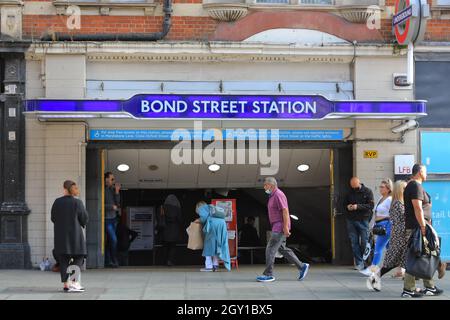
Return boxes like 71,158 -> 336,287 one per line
23,15 -> 218,41
426,19 -> 450,41
21,0 -> 450,42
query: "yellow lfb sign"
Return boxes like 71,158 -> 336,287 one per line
364,150 -> 378,158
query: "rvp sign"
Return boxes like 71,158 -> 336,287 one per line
393,0 -> 430,45
364,150 -> 378,159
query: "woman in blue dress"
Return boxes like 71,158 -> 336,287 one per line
195,201 -> 231,272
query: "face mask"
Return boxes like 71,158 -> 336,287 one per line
265,189 -> 271,195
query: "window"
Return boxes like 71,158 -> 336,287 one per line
255,0 -> 289,3
54,0 -> 151,4
300,0 -> 334,4
436,0 -> 450,5
255,0 -> 334,4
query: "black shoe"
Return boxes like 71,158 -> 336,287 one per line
401,289 -> 423,298
421,286 -> 444,296
105,263 -> 118,268
213,265 -> 219,272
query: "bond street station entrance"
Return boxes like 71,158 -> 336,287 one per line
24,94 -> 427,268
84,140 -> 353,268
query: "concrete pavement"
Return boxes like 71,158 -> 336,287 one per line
0,265 -> 449,300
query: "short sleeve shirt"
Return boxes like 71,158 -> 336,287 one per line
404,180 -> 430,229
267,188 -> 290,233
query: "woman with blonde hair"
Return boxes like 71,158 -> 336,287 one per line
367,180 -> 407,291
361,178 -> 393,276
194,201 -> 230,272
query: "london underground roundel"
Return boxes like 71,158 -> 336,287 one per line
394,0 -> 412,45
393,0 -> 429,45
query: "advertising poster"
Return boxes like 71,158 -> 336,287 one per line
423,181 -> 450,261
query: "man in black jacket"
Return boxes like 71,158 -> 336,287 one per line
345,177 -> 374,272
51,180 -> 88,292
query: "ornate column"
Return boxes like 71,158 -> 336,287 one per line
0,43 -> 31,268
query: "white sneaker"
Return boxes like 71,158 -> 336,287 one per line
359,268 -> 372,276
69,282 -> 85,292
366,273 -> 381,292
373,274 -> 381,291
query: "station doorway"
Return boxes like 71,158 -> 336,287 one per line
85,141 -> 354,268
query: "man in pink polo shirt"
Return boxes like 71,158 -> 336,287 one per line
256,177 -> 310,282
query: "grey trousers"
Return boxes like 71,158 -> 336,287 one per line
263,232 -> 305,276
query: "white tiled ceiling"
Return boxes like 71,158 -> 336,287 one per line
106,148 -> 330,189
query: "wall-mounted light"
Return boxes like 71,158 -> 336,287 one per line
297,164 -> 310,172
208,164 -> 221,172
117,164 -> 130,172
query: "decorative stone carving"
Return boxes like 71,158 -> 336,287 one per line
202,0 -> 382,23
336,0 -> 381,24
203,2 -> 248,22
100,6 -> 110,15
0,3 -> 23,39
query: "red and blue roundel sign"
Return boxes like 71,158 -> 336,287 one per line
393,0 -> 412,45
393,0 -> 429,45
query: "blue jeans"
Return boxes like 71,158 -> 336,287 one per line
372,219 -> 392,266
105,218 -> 118,265
346,219 -> 369,267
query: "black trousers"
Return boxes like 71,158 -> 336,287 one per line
59,255 -> 84,283
163,242 -> 177,265
117,251 -> 129,266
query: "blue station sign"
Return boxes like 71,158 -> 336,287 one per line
24,94 -> 427,120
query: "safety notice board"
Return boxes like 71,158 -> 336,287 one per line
211,199 -> 237,259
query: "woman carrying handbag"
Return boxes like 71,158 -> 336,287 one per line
360,179 -> 393,277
